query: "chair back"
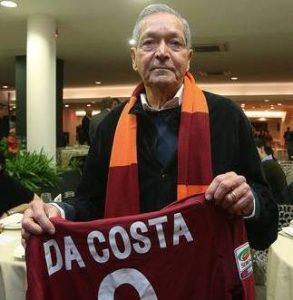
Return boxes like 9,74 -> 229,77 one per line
278,203 -> 293,231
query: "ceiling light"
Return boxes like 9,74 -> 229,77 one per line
1,85 -> 8,89
244,110 -> 286,119
76,110 -> 86,117
0,0 -> 18,8
258,118 -> 267,121
277,103 -> 282,106
86,104 -> 91,107
231,77 -> 238,81
264,99 -> 270,102
76,110 -> 100,117
129,39 -> 136,46
64,104 -> 70,108
95,81 -> 101,85
270,106 -> 275,110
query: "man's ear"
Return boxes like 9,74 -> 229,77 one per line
130,48 -> 137,71
187,49 -> 193,71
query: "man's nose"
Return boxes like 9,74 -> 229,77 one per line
155,41 -> 169,59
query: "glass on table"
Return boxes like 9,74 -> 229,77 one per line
40,193 -> 52,203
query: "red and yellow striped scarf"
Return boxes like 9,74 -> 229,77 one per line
105,72 -> 213,218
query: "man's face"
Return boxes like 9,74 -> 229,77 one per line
131,12 -> 192,90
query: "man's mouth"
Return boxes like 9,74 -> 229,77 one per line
151,67 -> 173,71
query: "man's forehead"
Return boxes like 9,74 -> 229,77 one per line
139,13 -> 184,38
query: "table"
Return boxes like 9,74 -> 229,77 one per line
0,229 -> 25,300
266,234 -> 293,300
274,148 -> 288,161
58,145 -> 89,167
279,161 -> 293,184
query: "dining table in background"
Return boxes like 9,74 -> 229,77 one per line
266,233 -> 293,300
0,228 -> 25,300
58,144 -> 89,168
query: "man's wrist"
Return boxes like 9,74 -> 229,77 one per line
48,203 -> 65,218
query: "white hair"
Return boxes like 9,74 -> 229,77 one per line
132,4 -> 192,49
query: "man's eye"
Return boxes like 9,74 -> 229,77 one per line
143,40 -> 153,45
169,40 -> 184,49
140,39 -> 157,50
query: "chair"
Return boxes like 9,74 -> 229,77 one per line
279,160 -> 293,184
278,203 -> 293,230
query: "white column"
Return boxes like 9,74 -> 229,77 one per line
27,15 -> 56,161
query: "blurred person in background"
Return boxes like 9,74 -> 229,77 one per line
263,129 -> 273,146
255,137 -> 287,202
80,107 -> 92,145
283,126 -> 291,146
286,129 -> 293,160
89,97 -> 120,144
0,103 -> 9,140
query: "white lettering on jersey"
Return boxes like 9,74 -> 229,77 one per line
44,239 -> 63,276
88,230 -> 110,263
109,226 -> 132,260
173,213 -> 194,245
97,268 -> 158,299
148,216 -> 168,248
64,236 -> 85,270
130,221 -> 151,254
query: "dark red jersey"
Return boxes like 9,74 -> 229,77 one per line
26,195 -> 255,300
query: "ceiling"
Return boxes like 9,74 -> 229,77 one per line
0,0 -> 293,105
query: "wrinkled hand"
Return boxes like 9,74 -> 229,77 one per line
205,171 -> 254,217
21,194 -> 61,243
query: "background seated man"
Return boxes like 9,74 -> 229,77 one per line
255,137 -> 287,203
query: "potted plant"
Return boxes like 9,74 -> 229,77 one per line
0,137 -> 61,193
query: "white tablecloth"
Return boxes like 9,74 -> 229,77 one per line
59,145 -> 89,167
0,229 -> 25,300
266,234 -> 293,300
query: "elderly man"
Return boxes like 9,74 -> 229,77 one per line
23,2 -> 277,281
